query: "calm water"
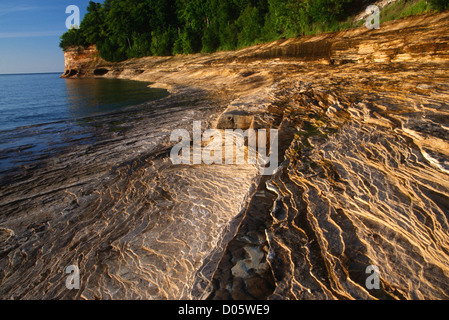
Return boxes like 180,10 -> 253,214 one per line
0,73 -> 168,172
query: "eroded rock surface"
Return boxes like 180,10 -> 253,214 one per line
1,12 -> 449,299
264,67 -> 449,300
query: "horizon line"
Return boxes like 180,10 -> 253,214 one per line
0,31 -> 63,39
0,71 -> 64,76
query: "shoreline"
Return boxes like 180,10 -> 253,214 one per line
0,78 -> 277,299
0,76 -> 170,178
1,11 -> 449,299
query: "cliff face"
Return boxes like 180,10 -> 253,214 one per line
61,45 -> 108,78
61,12 -> 449,80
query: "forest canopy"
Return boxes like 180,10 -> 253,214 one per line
60,0 -> 449,62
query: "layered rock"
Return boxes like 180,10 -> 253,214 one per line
1,11 -> 448,300
263,68 -> 449,299
61,45 -> 106,78
61,12 -> 449,78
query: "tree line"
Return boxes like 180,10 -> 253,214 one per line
60,0 -> 449,62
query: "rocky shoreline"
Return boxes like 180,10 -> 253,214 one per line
1,11 -> 449,299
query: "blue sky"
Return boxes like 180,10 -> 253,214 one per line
0,1 -> 103,74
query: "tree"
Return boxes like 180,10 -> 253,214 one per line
236,5 -> 263,46
429,0 -> 449,10
59,27 -> 86,49
79,1 -> 104,44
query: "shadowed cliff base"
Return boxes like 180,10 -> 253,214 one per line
1,11 -> 449,299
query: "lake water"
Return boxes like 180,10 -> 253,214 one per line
0,73 -> 168,172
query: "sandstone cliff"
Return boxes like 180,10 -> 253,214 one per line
61,11 -> 449,79
62,45 -> 105,78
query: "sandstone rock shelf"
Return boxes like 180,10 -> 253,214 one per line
0,11 -> 448,300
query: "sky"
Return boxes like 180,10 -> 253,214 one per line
0,0 -> 103,74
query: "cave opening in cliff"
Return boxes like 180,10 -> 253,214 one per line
94,68 -> 109,76
68,69 -> 78,77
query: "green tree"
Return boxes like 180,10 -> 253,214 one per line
202,24 -> 220,53
151,28 -> 176,56
236,5 -> 263,46
308,0 -> 351,24
59,27 -> 86,49
429,0 -> 449,10
215,0 -> 240,50
173,27 -> 196,54
79,1 -> 104,44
